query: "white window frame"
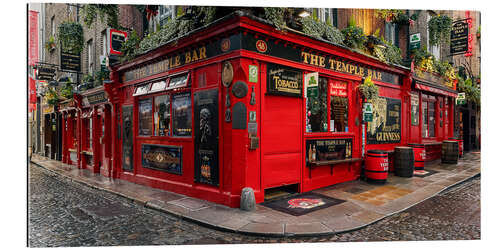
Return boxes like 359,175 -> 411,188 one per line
385,22 -> 396,45
51,15 -> 55,37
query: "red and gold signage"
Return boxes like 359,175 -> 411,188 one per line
256,40 -> 267,53
330,81 -> 347,97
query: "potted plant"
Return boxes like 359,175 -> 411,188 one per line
428,14 -> 452,46
358,75 -> 379,101
341,16 -> 367,50
45,36 -> 56,52
476,25 -> 481,39
45,88 -> 60,106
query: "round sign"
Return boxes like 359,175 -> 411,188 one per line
222,61 -> 233,88
232,81 -> 249,98
221,38 -> 231,52
256,40 -> 267,53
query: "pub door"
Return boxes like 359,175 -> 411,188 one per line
98,106 -> 111,176
261,95 -> 302,190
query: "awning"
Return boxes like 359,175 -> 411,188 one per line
414,82 -> 458,98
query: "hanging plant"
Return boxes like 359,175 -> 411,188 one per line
457,76 -> 480,104
45,88 -> 60,106
476,25 -> 481,38
60,82 -> 74,99
428,14 -> 452,46
341,16 -> 367,50
358,76 -> 379,101
264,7 -> 287,30
375,9 -> 404,22
58,21 -> 84,54
95,69 -> 110,86
120,30 -> 141,62
45,35 -> 56,51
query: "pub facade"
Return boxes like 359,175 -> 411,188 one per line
55,12 -> 458,208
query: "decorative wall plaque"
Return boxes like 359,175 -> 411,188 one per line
250,86 -> 256,105
232,81 -> 248,98
232,102 -> 247,129
222,61 -> 233,87
141,144 -> 182,175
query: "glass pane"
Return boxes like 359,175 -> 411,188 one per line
150,80 -> 167,93
154,95 -> 170,136
330,96 -> 348,132
134,84 -> 150,96
306,77 -> 328,132
422,101 -> 428,137
138,98 -> 152,136
167,74 -> 189,90
172,92 -> 192,136
429,101 -> 435,137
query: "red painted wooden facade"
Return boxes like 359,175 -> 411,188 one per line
57,12 -> 456,208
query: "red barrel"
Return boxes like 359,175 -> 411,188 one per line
365,150 -> 389,184
408,143 -> 425,170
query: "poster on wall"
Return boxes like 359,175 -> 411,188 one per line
172,92 -> 192,136
305,138 -> 352,165
141,144 -> 182,175
411,93 -> 419,126
194,89 -> 219,186
367,97 -> 401,144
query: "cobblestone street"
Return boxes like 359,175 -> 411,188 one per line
28,163 -> 480,247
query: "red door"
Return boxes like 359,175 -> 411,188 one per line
261,95 -> 302,189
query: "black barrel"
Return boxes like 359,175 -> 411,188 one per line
442,140 -> 459,164
394,146 -> 414,177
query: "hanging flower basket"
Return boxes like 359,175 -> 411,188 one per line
358,76 -> 379,101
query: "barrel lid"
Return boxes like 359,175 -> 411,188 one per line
367,150 -> 387,154
395,146 -> 412,149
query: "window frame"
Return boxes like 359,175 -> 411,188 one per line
421,94 -> 437,138
306,75 -> 351,135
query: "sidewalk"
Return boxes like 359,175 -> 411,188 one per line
30,152 -> 480,237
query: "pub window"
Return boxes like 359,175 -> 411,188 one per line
330,95 -> 348,132
306,77 -> 328,132
422,96 -> 436,138
138,98 -> 153,136
172,92 -> 192,137
154,95 -> 171,136
72,118 -> 77,148
83,118 -> 92,150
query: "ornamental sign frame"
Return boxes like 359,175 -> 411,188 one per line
450,19 -> 470,55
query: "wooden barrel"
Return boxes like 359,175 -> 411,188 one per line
365,150 -> 389,184
394,146 -> 414,177
448,138 -> 464,157
408,143 -> 425,170
442,140 -> 459,164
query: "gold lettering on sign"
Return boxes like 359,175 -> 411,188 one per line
301,52 -> 310,64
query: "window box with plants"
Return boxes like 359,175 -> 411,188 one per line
45,36 -> 56,52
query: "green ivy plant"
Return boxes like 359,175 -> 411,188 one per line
264,7 -> 287,30
428,14 -> 452,46
60,82 -> 74,99
94,69 -> 110,86
45,87 -> 60,106
58,21 -> 84,54
457,76 -> 480,104
120,30 -> 141,62
300,16 -> 344,45
81,4 -> 119,29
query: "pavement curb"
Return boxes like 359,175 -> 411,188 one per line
30,155 -> 481,238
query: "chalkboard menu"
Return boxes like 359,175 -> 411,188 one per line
305,138 -> 352,165
450,20 -> 469,55
141,144 -> 182,175
367,97 -> 401,144
267,63 -> 302,97
172,92 -> 192,136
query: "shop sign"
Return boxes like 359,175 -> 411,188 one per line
43,105 -> 54,114
242,33 -> 401,85
59,100 -> 75,110
123,33 -> 242,82
267,63 -> 302,97
60,50 -> 81,72
141,144 -> 182,175
330,82 -> 347,97
456,92 -> 466,105
450,19 -> 469,55
249,65 -> 258,83
304,72 -> 319,88
411,93 -> 419,125
409,33 -> 421,50
363,102 -> 373,122
84,91 -> 108,105
36,66 -> 56,81
108,28 -> 127,55
363,112 -> 373,122
367,97 -> 401,144
305,138 -> 353,165
194,89 -> 219,186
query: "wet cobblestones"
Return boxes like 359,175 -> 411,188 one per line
28,163 -> 480,247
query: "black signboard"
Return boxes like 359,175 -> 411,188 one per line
36,66 -> 56,81
305,138 -> 353,165
141,144 -> 182,175
122,105 -> 133,172
172,92 -> 192,136
242,33 -> 401,85
194,89 -> 219,186
85,91 -> 108,105
267,63 -> 303,97
450,20 -> 469,55
367,97 -> 401,144
60,50 -> 81,72
111,33 -> 126,53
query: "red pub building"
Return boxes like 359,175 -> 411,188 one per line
60,12 -> 456,208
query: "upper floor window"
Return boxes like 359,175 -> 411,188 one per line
101,30 -> 107,57
427,13 -> 440,60
385,22 -> 396,45
51,16 -> 55,37
87,39 -> 94,75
